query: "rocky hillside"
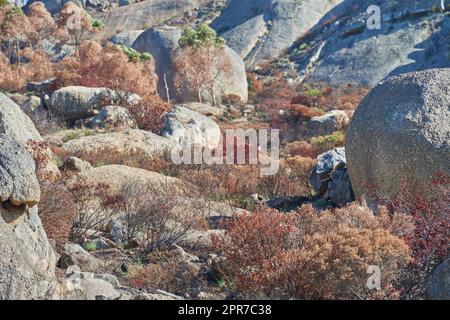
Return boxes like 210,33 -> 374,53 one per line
210,0 -> 450,86
211,0 -> 344,66
0,0 -> 449,301
291,0 -> 450,86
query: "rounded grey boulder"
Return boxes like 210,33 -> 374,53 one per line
133,26 -> 248,104
346,68 -> 450,200
0,134 -> 57,299
0,93 -> 42,143
426,258 -> 450,300
0,134 -> 40,206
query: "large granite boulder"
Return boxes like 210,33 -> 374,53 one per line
0,93 -> 42,143
0,134 -> 58,299
1,93 -> 62,181
61,129 -> 175,161
110,30 -> 145,47
162,106 -> 221,150
0,134 -> 41,206
133,26 -> 248,104
48,86 -> 118,121
87,106 -> 138,129
73,164 -> 182,194
346,68 -> 450,200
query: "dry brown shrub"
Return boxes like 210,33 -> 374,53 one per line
213,204 -> 412,299
68,178 -> 122,242
55,41 -> 157,98
126,95 -> 172,133
117,180 -> 201,251
39,181 -> 78,249
126,250 -> 201,293
25,139 -> 61,182
287,140 -> 320,158
289,104 -> 325,120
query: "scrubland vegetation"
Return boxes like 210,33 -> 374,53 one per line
0,1 -> 448,301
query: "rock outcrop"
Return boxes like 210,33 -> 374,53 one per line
0,93 -> 42,143
97,0 -> 210,38
61,129 -> 175,161
110,30 -> 145,47
1,93 -> 61,181
49,86 -> 119,121
211,0 -> 344,65
294,0 -> 450,86
74,164 -> 182,194
0,134 -> 58,299
346,68 -> 450,200
310,147 -> 354,207
87,106 -> 138,129
162,106 -> 221,150
308,110 -> 349,137
133,26 -> 248,104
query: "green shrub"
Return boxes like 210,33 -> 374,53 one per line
84,241 -> 97,252
311,131 -> 345,154
91,19 -> 105,30
179,23 -> 225,49
305,88 -> 323,97
116,44 -> 153,63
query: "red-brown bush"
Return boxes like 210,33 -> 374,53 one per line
55,41 -> 157,98
39,181 -> 78,249
213,204 -> 412,299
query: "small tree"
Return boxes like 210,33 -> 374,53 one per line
27,2 -> 55,47
0,5 -> 34,64
173,24 -> 232,105
56,40 -> 158,97
57,2 -> 99,52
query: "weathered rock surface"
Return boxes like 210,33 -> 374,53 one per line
0,134 -> 41,206
61,156 -> 93,173
426,258 -> 450,300
49,86 -> 117,121
294,0 -> 450,86
310,147 -> 354,207
211,0 -> 344,65
97,0 -> 210,38
1,93 -> 61,181
176,102 -> 225,118
133,25 -> 248,104
308,110 -> 349,137
6,94 -> 43,115
0,135 -> 58,299
162,106 -> 221,149
74,164 -> 182,194
110,30 -> 145,47
346,69 -> 450,200
62,267 -> 122,300
87,106 -> 137,129
59,243 -> 102,272
61,129 -> 175,161
0,93 -> 42,143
